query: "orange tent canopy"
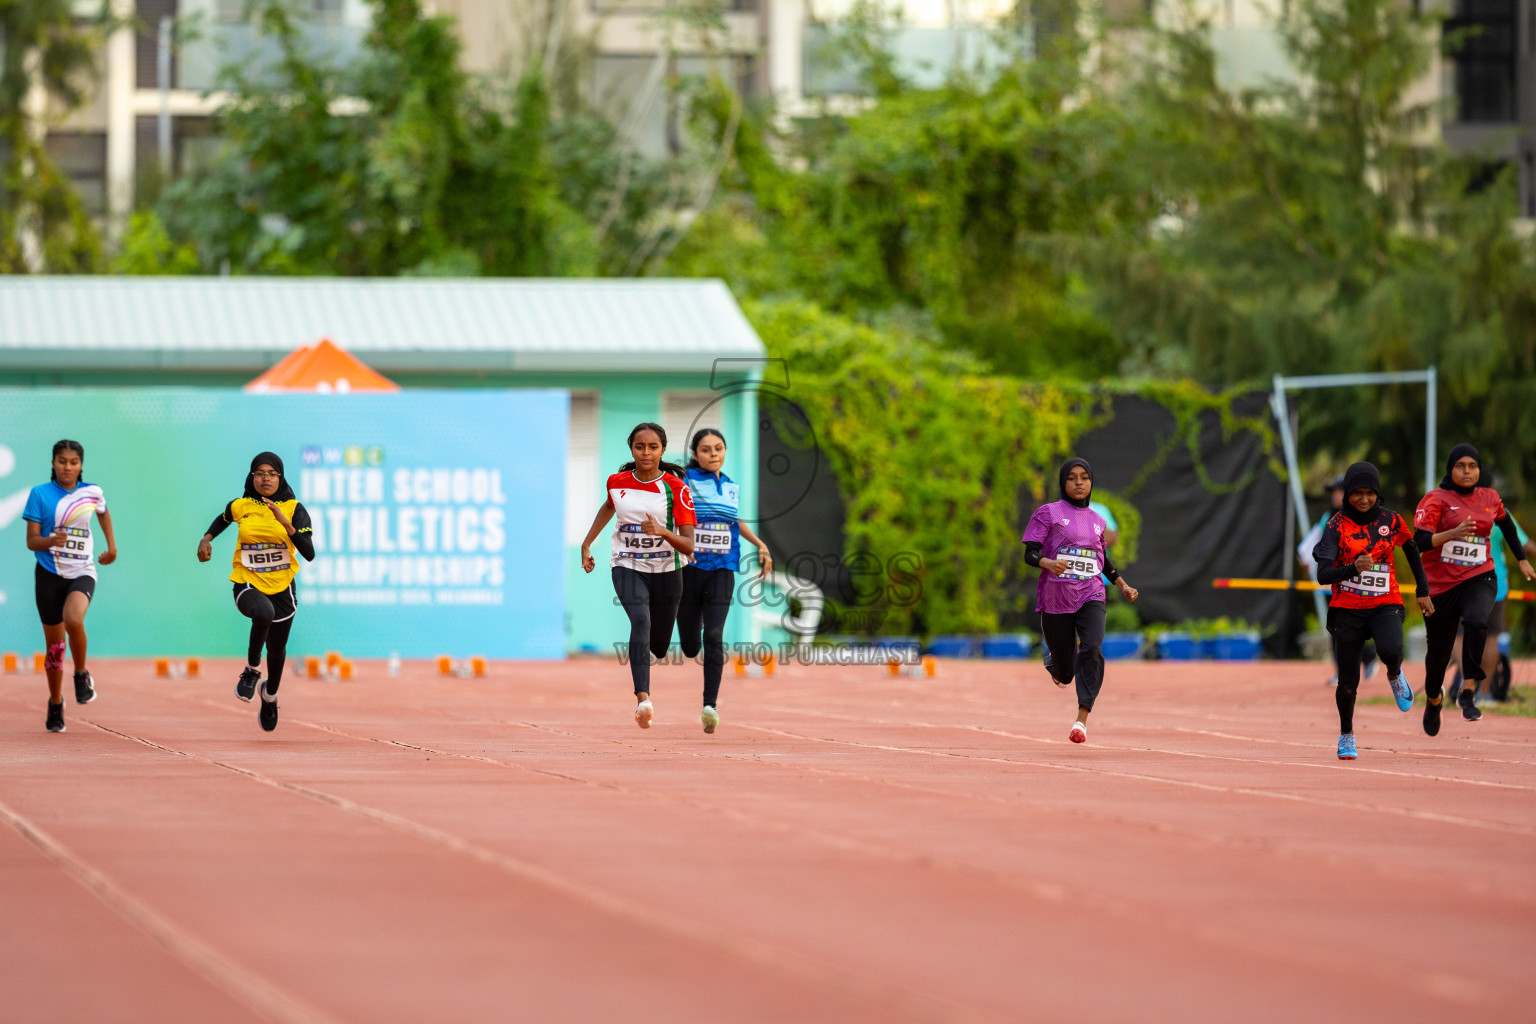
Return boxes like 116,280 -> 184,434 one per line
245,338 -> 399,393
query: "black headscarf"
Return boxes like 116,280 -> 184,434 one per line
1340,461 -> 1381,525
244,451 -> 295,501
1439,444 -> 1480,495
1058,457 -> 1092,509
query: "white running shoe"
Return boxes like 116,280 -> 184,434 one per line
701,706 -> 719,734
634,699 -> 654,729
1069,721 -> 1087,744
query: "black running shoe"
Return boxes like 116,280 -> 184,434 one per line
1459,688 -> 1483,723
1423,696 -> 1442,737
236,666 -> 261,702
45,702 -> 65,733
258,682 -> 278,732
73,670 -> 96,705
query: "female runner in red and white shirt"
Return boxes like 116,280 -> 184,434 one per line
579,421 -> 695,728
1413,443 -> 1533,734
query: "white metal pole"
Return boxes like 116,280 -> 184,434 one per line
158,18 -> 173,176
1425,366 -> 1437,496
1272,375 -> 1328,626
105,0 -> 136,242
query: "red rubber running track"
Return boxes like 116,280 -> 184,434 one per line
3,657 -> 1534,1023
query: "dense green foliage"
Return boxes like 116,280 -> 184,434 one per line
0,0 -> 104,271
666,0 -> 1536,501
153,0 -> 595,275
54,0 -> 1532,634
751,298 -> 1106,633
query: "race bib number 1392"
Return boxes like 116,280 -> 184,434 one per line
1057,545 -> 1101,581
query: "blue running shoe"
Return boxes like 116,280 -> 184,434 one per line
1337,734 -> 1357,760
1389,673 -> 1413,712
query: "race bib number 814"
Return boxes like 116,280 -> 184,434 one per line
1442,536 -> 1488,568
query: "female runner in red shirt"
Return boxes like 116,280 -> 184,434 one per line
578,422 -> 696,728
1312,462 -> 1432,759
1413,444 -> 1533,734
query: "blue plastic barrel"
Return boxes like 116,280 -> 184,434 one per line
926,635 -> 974,658
1156,631 -> 1200,660
1209,631 -> 1262,660
980,634 -> 1034,659
1101,632 -> 1144,660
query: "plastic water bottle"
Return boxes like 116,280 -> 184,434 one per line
388,651 -> 401,677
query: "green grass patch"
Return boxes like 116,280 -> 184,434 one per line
1359,685 -> 1536,717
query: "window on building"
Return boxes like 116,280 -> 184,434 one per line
136,0 -> 177,89
590,0 -> 757,11
565,393 -> 602,544
591,55 -> 748,158
45,132 -> 107,216
1445,0 -> 1517,123
661,390 -> 720,467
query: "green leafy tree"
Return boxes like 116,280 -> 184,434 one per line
0,0 -> 104,271
1058,0 -> 1536,492
158,0 -> 595,275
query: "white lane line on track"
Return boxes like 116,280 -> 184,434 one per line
732,720 -> 1536,838
145,696 -> 1505,1012
0,796 -> 344,1024
135,686 -> 1532,905
776,689 -> 1536,767
78,717 -> 1003,1024
1164,726 -> 1536,781
248,719 -> 1505,1013
752,703 -> 1536,798
451,714 -> 1535,911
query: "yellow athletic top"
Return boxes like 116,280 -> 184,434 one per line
223,498 -> 309,594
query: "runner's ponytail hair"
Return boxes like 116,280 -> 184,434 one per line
49,439 -> 84,483
686,428 -> 726,470
618,421 -> 687,477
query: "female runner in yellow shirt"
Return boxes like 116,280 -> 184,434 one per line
196,452 -> 314,732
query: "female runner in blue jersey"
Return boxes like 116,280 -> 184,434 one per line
677,429 -> 773,734
23,440 -> 117,733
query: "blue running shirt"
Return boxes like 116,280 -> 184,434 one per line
24,479 -> 108,579
684,468 -> 741,571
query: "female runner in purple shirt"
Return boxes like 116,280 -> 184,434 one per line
1022,458 -> 1139,744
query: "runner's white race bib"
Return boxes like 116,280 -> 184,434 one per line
616,523 -> 673,560
1442,536 -> 1488,568
56,525 -> 93,564
1339,562 -> 1391,598
695,521 -> 732,555
1057,545 -> 1101,581
241,542 -> 292,574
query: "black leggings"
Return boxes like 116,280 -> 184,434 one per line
678,566 -> 734,708
612,567 -> 683,695
1327,603 -> 1404,733
234,585 -> 295,693
1040,601 -> 1106,712
1424,571 -> 1497,700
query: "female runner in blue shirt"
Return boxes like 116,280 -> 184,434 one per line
677,429 -> 773,733
23,440 -> 117,733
